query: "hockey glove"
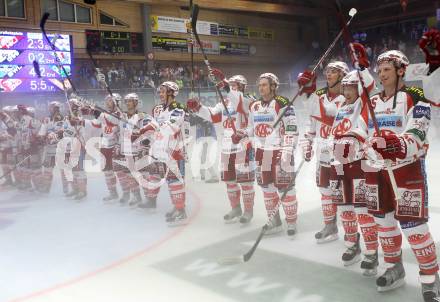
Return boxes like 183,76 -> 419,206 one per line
299,138 -> 313,161
297,70 -> 316,96
186,98 -> 201,113
419,28 -> 440,73
231,129 -> 247,145
370,133 -> 407,161
349,42 -> 370,69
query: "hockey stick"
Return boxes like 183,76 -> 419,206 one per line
272,7 -> 357,129
218,159 -> 305,265
0,154 -> 31,181
191,5 -> 237,134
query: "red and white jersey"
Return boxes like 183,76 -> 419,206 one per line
38,116 -> 65,155
304,88 -> 345,165
17,115 -> 41,152
90,112 -> 120,148
151,101 -> 186,161
0,120 -> 12,150
196,90 -> 253,153
358,86 -> 431,169
246,95 -> 298,151
119,111 -> 146,157
331,69 -> 376,164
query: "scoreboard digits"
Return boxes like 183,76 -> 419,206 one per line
0,31 -> 73,93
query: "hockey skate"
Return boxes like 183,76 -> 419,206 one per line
103,192 -> 118,204
315,218 -> 338,244
128,191 -> 142,207
361,251 -> 379,276
224,206 -> 242,224
376,261 -> 406,292
239,210 -> 253,224
286,223 -> 297,237
119,192 -> 130,206
264,212 -> 283,236
74,191 -> 87,201
421,273 -> 440,302
138,199 -> 157,212
166,208 -> 188,226
342,233 -> 361,266
65,188 -> 79,198
165,207 -> 177,219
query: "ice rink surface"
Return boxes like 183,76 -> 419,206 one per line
2,120 -> 440,302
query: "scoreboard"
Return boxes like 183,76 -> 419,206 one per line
86,30 -> 144,54
0,31 -> 73,93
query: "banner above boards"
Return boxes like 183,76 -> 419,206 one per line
150,15 -> 273,40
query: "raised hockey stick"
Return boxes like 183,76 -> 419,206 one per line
272,7 -> 357,129
191,5 -> 237,134
218,159 -> 305,265
0,154 -> 31,181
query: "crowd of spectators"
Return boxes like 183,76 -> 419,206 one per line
74,61 -> 213,91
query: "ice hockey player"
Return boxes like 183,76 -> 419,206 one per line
358,50 -> 439,301
89,94 -> 122,203
38,101 -> 67,193
114,93 -> 144,206
298,61 -> 349,243
15,105 -> 42,192
186,73 -> 256,224
59,98 -> 90,200
144,81 -> 188,226
0,106 -> 17,188
328,42 -> 379,275
231,73 -> 299,237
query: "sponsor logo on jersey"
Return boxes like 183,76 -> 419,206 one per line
285,125 -> 297,132
255,123 -> 273,137
254,115 -> 274,123
284,107 -> 295,117
368,116 -> 403,129
413,105 -> 431,120
223,109 -> 237,116
319,124 -> 332,139
332,118 -> 352,136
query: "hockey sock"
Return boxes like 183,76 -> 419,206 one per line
169,181 -> 185,210
226,181 -> 241,209
143,174 -> 161,200
375,211 -> 403,263
355,207 -> 378,255
279,187 -> 298,225
116,170 -> 130,195
401,222 -> 439,275
262,183 -> 279,218
240,182 -> 255,212
104,170 -> 117,195
321,193 -> 337,224
339,205 -> 358,247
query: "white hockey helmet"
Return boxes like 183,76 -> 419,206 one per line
124,93 -> 141,107
49,101 -> 61,109
377,50 -> 410,68
228,75 -> 247,86
27,106 -> 36,116
105,93 -> 122,104
341,71 -> 359,86
325,61 -> 350,75
258,73 -> 280,87
160,81 -> 179,97
68,97 -> 81,108
2,105 -> 13,113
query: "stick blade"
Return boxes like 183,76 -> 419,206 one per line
349,7 -> 357,17
40,12 -> 50,29
191,4 -> 199,29
217,255 -> 245,265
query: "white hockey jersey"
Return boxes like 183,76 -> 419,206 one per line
151,101 -> 187,161
90,112 -> 120,148
358,86 -> 431,169
304,87 -> 345,165
196,89 -> 253,154
38,116 -> 65,156
246,95 -> 298,151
